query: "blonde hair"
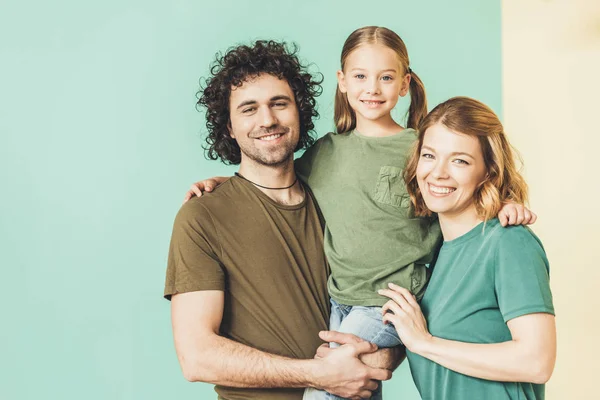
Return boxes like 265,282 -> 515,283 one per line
404,96 -> 528,221
334,26 -> 427,133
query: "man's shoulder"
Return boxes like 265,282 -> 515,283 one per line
174,180 -> 239,223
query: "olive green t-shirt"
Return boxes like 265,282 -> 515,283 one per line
407,219 -> 555,400
296,129 -> 442,306
164,177 -> 330,400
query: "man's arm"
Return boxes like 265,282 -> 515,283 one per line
317,331 -> 406,370
171,291 -> 392,398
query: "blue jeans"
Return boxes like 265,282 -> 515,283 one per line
303,298 -> 401,400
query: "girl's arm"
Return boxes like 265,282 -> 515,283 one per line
183,176 -> 231,203
379,284 -> 556,384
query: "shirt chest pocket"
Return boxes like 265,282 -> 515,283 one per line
373,166 -> 412,211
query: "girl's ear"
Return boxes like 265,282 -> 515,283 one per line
337,70 -> 347,93
399,73 -> 411,97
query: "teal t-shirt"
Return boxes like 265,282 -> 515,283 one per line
407,218 -> 555,400
296,130 -> 441,306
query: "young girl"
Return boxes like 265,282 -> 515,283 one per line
185,27 -> 534,400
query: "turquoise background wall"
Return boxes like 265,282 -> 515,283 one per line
0,1 -> 500,398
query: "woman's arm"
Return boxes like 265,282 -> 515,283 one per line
379,284 -> 556,384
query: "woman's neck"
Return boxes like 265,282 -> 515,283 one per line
438,205 -> 484,242
355,114 -> 404,137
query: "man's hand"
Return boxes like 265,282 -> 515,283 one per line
316,331 -> 405,370
311,331 -> 393,399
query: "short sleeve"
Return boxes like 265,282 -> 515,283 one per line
294,135 -> 325,182
494,227 -> 555,322
163,201 -> 224,300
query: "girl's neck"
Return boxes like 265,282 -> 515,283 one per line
438,205 -> 484,242
355,114 -> 404,137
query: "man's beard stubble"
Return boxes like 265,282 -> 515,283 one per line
239,125 -> 298,167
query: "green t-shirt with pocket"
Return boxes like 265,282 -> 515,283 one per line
296,129 -> 441,306
407,218 -> 555,400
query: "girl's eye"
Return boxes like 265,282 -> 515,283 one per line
381,76 -> 393,81
453,159 -> 469,165
421,153 -> 434,159
354,74 -> 366,79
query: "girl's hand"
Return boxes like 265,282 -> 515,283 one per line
182,176 -> 230,204
378,283 -> 432,353
498,202 -> 537,226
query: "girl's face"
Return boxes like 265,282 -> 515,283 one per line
416,123 -> 487,220
337,44 -> 410,126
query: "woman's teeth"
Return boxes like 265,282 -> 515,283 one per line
430,184 -> 456,194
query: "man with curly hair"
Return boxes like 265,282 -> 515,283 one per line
164,41 -> 393,400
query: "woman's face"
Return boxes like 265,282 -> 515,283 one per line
416,123 -> 487,219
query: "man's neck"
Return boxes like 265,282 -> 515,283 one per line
237,159 -> 304,205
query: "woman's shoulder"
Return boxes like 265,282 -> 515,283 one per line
482,219 -> 546,260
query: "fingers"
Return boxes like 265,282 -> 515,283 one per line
315,343 -> 331,359
368,366 -> 393,382
379,285 -> 418,313
192,183 -> 204,198
507,206 -> 518,225
319,330 -> 364,345
389,283 -> 419,307
498,209 -> 508,227
530,211 -> 537,224
381,299 -> 403,318
516,205 -> 525,225
183,191 -> 193,204
351,340 -> 378,357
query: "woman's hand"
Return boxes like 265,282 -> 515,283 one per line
378,283 -> 432,353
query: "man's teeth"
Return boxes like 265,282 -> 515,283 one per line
259,134 -> 283,141
430,184 -> 456,194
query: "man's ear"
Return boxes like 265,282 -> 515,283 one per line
227,120 -> 235,139
337,70 -> 347,94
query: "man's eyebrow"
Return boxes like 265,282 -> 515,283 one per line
236,100 -> 257,110
270,95 -> 293,102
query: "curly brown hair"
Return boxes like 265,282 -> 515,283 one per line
196,40 -> 323,165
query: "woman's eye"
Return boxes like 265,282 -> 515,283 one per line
421,153 -> 434,159
453,159 -> 469,165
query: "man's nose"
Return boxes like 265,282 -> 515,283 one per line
259,107 -> 278,128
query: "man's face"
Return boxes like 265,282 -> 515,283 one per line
229,74 -> 300,167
